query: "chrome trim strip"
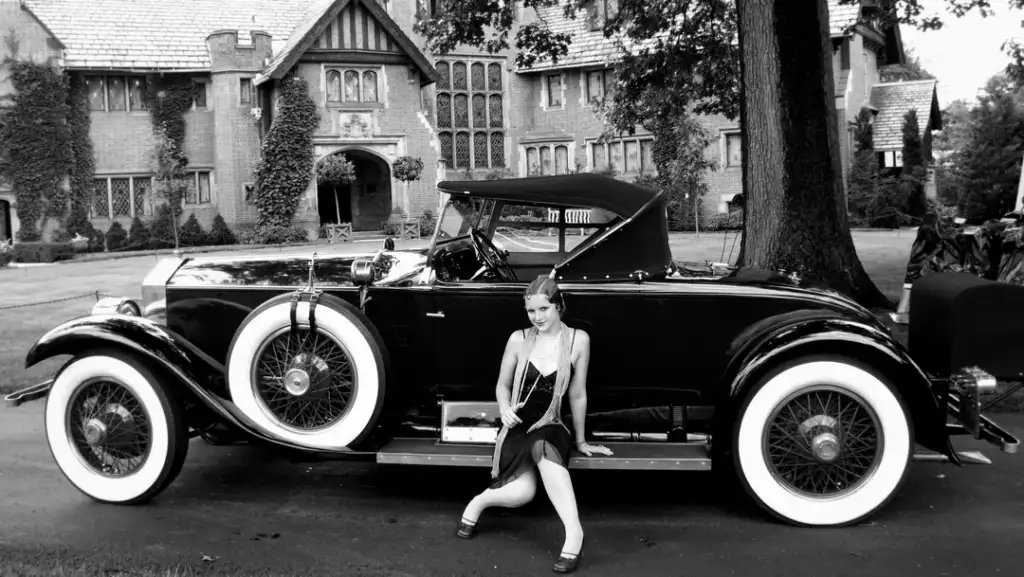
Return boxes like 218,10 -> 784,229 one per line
914,450 -> 992,465
376,438 -> 712,470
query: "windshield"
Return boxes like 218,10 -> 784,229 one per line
433,196 -> 495,243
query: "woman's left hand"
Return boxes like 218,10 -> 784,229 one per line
576,442 -> 614,456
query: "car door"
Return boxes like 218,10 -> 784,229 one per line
555,283 -> 719,435
428,281 -> 528,403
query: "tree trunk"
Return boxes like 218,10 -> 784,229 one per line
734,0 -> 893,310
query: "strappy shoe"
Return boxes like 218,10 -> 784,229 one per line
552,538 -> 584,573
456,517 -> 477,539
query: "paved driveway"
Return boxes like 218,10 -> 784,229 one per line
2,400 -> 1023,576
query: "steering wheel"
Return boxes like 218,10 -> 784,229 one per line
469,228 -> 518,282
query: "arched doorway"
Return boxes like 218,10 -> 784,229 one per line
0,199 -> 11,242
316,149 -> 392,232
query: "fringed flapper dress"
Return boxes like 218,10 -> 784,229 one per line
489,331 -> 577,489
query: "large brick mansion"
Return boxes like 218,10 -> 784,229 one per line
0,0 -> 941,242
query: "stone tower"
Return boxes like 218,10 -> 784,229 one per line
205,30 -> 273,229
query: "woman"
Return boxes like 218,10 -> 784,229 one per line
456,275 -> 613,574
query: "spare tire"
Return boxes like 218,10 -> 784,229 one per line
226,292 -> 387,451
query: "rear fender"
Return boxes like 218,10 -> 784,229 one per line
24,314 -> 318,453
719,314 -> 958,464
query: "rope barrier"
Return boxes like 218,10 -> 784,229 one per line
0,291 -> 110,312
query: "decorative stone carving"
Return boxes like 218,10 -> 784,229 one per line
340,112 -> 373,138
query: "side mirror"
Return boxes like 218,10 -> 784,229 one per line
383,237 -> 395,251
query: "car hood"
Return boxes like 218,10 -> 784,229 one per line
167,252 -> 380,287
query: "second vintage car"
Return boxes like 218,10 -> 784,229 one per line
9,173 -> 1020,528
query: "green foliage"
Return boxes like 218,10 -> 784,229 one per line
11,241 -> 75,263
942,74 -> 1024,223
239,224 -> 310,245
145,74 -> 196,159
317,154 -> 356,186
900,109 -> 928,220
0,242 -> 11,268
0,58 -> 72,239
178,213 -> 206,246
879,45 -> 934,83
127,216 -> 151,250
149,125 -> 189,232
207,214 -> 237,245
847,107 -> 906,227
392,156 -> 425,182
616,113 -> 713,232
148,203 -> 177,249
105,221 -> 128,251
65,73 -> 95,233
254,76 -> 320,229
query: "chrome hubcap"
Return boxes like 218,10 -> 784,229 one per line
283,368 -> 311,396
83,418 -> 108,446
764,387 -> 882,497
811,432 -> 840,462
67,379 -> 152,477
252,327 -> 357,432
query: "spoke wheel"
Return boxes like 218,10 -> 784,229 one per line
45,350 -> 189,505
763,386 -> 882,498
226,293 -> 387,451
251,326 -> 357,433
67,378 -> 153,477
734,357 -> 912,527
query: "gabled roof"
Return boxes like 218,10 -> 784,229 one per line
518,2 -> 664,72
24,0 -> 311,69
829,0 -> 906,65
829,0 -> 863,37
254,0 -> 439,86
15,1 -> 66,50
869,79 -> 943,150
520,1 -> 883,72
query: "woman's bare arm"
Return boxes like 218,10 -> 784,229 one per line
567,330 -> 591,446
496,331 -> 524,426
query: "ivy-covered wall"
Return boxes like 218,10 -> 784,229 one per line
0,58 -> 72,241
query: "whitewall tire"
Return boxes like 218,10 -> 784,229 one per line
45,350 -> 189,505
226,294 -> 386,451
733,357 -> 912,527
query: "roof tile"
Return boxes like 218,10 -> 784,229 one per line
869,80 -> 940,150
24,0 -> 314,70
524,1 -> 863,72
829,0 -> 862,36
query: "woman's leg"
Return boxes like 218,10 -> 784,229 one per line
535,457 -> 584,556
461,467 -> 538,524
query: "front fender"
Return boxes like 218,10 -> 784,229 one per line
24,314 -> 324,454
721,315 -> 958,464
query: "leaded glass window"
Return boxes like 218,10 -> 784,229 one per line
133,177 -> 150,217
111,178 -> 131,216
523,144 -> 574,176
435,58 -> 506,169
326,68 -> 382,103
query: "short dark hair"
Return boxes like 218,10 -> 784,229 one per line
524,274 -> 564,312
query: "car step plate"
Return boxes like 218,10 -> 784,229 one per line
376,438 -> 712,471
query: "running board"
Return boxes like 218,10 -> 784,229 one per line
913,449 -> 992,465
376,438 -> 712,471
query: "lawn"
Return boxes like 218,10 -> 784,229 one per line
0,230 -> 916,396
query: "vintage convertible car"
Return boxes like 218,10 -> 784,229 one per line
8,173 -> 1021,528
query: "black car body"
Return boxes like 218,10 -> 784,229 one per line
10,173 -> 1020,528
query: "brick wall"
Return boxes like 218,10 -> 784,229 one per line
696,114 -> 742,217
206,30 -> 273,231
86,75 -> 218,232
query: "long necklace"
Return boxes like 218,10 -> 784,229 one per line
532,325 -> 563,360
